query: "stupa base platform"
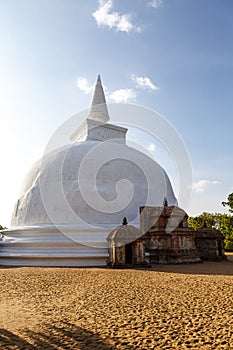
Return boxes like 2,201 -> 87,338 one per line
0,225 -> 111,267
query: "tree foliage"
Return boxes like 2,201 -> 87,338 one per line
188,212 -> 215,230
189,193 -> 233,250
222,192 -> 233,213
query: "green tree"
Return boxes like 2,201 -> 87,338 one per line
222,192 -> 233,213
188,212 -> 215,230
216,214 -> 233,250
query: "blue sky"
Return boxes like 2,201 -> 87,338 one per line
0,0 -> 233,226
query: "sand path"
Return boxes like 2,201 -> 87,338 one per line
0,254 -> 233,349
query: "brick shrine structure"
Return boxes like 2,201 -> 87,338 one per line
195,223 -> 226,261
108,205 -> 226,267
140,205 -> 201,265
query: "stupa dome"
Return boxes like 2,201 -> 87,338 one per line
12,75 -> 177,229
12,140 -> 177,228
1,75 -> 177,267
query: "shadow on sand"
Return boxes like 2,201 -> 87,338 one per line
145,253 -> 233,276
0,321 -> 119,350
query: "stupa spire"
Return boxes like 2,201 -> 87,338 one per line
88,75 -> 110,123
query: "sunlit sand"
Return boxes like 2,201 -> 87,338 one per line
0,254 -> 233,349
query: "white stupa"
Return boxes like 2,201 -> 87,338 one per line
0,76 -> 177,266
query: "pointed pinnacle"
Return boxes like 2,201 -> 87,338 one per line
88,75 -> 110,123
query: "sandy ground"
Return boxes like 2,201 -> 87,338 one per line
0,255 -> 233,350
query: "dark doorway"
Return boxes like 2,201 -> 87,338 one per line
125,243 -> 133,264
218,240 -> 223,257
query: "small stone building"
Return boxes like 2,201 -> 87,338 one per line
195,223 -> 225,261
107,218 -> 145,267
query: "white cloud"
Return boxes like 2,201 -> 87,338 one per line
77,76 -> 136,103
76,77 -> 94,94
148,0 -> 163,9
131,74 -> 160,91
92,0 -> 141,33
108,89 -> 136,103
192,180 -> 221,193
